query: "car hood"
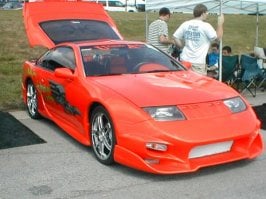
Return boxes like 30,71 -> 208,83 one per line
23,0 -> 122,49
92,71 -> 238,106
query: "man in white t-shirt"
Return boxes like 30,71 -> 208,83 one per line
148,7 -> 175,54
173,4 -> 224,75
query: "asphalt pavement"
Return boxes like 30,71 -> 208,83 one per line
0,91 -> 265,199
241,90 -> 266,106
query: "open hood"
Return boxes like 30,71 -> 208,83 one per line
23,0 -> 123,48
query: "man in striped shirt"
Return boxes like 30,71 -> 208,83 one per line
148,7 -> 175,54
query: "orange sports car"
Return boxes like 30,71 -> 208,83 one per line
21,0 -> 264,174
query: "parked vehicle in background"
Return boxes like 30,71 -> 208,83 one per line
127,0 -> 145,12
1,1 -> 23,10
0,0 -> 6,8
89,0 -> 137,12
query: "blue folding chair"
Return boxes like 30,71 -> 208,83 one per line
239,54 -> 263,97
221,55 -> 239,85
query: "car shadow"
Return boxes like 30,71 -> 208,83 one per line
110,158 -> 256,180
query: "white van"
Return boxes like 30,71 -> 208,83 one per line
127,0 -> 145,12
92,0 -> 137,12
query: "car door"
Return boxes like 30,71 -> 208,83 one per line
38,46 -> 86,135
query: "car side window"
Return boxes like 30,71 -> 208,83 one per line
109,1 -> 124,7
38,47 -> 76,71
98,1 -> 107,6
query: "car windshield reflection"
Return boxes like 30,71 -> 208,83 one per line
81,44 -> 184,76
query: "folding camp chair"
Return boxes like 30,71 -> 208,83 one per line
239,54 -> 263,97
254,46 -> 266,60
257,68 -> 266,91
221,55 -> 239,86
254,46 -> 266,91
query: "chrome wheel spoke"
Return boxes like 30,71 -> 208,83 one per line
98,141 -> 106,158
97,114 -> 104,131
102,123 -> 112,151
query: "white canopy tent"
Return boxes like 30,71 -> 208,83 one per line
146,0 -> 266,14
145,0 -> 266,81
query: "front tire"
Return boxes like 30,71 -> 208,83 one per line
26,80 -> 41,119
90,106 -> 116,165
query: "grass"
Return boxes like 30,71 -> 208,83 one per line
0,10 -> 265,110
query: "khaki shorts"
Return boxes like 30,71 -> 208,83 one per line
191,63 -> 207,76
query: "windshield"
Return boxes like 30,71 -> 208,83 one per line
40,20 -> 120,44
80,44 -> 185,76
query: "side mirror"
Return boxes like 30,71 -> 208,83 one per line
54,68 -> 74,80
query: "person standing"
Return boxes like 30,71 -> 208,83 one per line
173,4 -> 224,75
148,7 -> 175,54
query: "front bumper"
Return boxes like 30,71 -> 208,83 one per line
114,130 -> 263,174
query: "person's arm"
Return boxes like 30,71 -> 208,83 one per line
173,37 -> 183,48
172,23 -> 185,48
159,34 -> 175,45
216,14 -> 224,40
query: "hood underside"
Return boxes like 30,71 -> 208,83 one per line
23,1 -> 122,48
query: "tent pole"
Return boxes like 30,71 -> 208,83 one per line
145,11 -> 148,42
218,0 -> 223,82
256,3 -> 259,46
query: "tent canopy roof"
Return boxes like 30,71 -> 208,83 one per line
146,0 -> 266,14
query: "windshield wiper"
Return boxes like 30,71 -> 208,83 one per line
132,69 -> 174,74
91,73 -> 124,76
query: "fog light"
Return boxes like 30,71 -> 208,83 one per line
146,142 -> 167,151
144,158 -> 160,164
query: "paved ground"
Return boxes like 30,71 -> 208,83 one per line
241,90 -> 266,106
0,91 -> 265,199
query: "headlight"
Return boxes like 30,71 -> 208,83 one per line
143,106 -> 186,121
223,97 -> 247,113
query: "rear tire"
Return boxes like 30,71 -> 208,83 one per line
26,80 -> 41,119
